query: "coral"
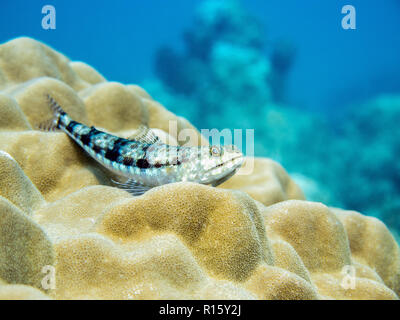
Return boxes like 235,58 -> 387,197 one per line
260,201 -> 399,300
148,0 -> 273,127
0,284 -> 51,300
220,157 -> 304,206
0,37 -> 399,300
0,196 -> 54,290
333,208 -> 400,293
333,96 -> 400,227
186,0 -> 264,57
269,40 -> 296,102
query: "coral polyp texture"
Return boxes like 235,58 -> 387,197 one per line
0,37 -> 399,300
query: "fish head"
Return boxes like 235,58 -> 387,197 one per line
188,144 -> 244,186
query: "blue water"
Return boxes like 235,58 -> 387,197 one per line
1,0 -> 400,111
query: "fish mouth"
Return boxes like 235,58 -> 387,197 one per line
206,155 -> 243,173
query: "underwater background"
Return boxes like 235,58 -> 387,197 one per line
1,0 -> 400,239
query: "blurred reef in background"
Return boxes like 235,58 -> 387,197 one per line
142,0 -> 400,239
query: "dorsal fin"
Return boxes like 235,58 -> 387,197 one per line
38,118 -> 60,131
127,125 -> 160,144
37,94 -> 66,131
47,94 -> 66,116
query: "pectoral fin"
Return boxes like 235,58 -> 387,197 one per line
127,125 -> 160,144
211,170 -> 238,187
112,178 -> 153,196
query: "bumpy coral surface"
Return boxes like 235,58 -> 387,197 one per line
0,37 -> 399,300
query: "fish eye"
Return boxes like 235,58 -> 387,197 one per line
210,145 -> 222,157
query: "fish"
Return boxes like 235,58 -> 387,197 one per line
39,95 -> 244,195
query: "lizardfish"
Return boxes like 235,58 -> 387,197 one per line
40,95 -> 244,195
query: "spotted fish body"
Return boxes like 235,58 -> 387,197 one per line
44,95 -> 244,195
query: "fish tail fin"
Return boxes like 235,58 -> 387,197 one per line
38,94 -> 67,131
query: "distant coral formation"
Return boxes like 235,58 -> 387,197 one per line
143,0 -> 331,201
0,37 -> 399,300
334,96 -> 400,228
144,0 -> 400,238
